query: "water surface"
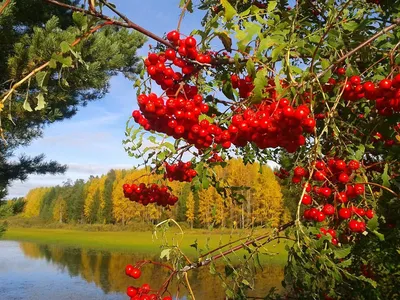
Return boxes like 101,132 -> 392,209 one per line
0,241 -> 284,299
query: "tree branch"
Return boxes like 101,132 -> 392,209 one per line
316,18 -> 400,80
0,21 -> 113,104
0,0 -> 11,15
179,220 -> 295,272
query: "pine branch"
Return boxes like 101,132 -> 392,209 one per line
0,21 -> 113,105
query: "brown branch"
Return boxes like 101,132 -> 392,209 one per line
316,18 -> 400,80
177,0 -> 192,32
362,182 -> 400,198
0,0 -> 11,15
180,220 -> 295,272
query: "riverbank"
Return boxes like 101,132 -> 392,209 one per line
3,227 -> 289,263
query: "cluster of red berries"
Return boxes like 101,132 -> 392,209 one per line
290,158 -> 376,243
316,227 -> 338,245
132,91 -> 229,149
227,98 -> 315,152
123,183 -> 178,206
125,265 -> 172,300
164,161 -> 197,182
274,167 -> 290,179
207,152 -> 224,163
144,31 -> 213,91
334,70 -> 400,115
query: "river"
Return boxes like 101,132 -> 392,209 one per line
0,240 -> 284,299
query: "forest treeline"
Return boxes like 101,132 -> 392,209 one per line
11,160 -> 291,228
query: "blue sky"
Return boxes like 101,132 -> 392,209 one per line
9,1 -> 206,198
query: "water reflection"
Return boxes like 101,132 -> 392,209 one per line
15,241 -> 284,299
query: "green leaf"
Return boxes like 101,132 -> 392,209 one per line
36,71 -> 49,88
252,69 -> 267,102
358,275 -> 377,288
242,279 -> 251,287
72,12 -> 87,30
368,216 -> 378,231
267,1 -> 277,12
23,99 -> 33,112
60,41 -> 70,53
202,170 -> 209,189
149,136 -> 158,144
216,32 -> 232,52
35,93 -> 46,110
334,246 -> 352,259
49,59 -> 57,69
221,0 -> 236,21
160,249 -> 171,260
222,81 -> 235,100
372,230 -> 385,241
342,21 -> 359,32
382,163 -> 390,187
162,142 -> 176,153
209,262 -> 216,274
355,144 -> 365,160
246,59 -> 256,78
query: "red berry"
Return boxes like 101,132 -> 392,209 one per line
327,229 -> 336,237
339,208 -> 351,219
185,36 -> 197,48
335,160 -> 346,171
365,209 -> 374,219
165,49 -> 176,61
322,204 -> 335,215
315,211 -> 326,222
338,173 -> 349,183
379,79 -> 392,90
294,166 -> 307,177
302,194 -> 312,205
336,67 -> 346,76
130,268 -> 141,279
127,286 -> 138,297
350,75 -> 361,85
336,192 -> 348,203
348,160 -> 360,171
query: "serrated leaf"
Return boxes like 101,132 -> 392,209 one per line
355,144 -> 365,160
49,59 -> 57,69
72,12 -> 87,29
162,142 -> 176,153
252,69 -> 267,102
221,0 -> 236,21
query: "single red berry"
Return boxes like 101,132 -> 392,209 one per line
294,166 -> 307,177
315,211 -> 326,222
338,172 -> 349,183
327,229 -> 336,237
141,283 -> 151,294
353,183 -> 365,196
339,208 -> 351,219
315,161 -> 325,170
348,160 -> 360,171
125,264 -> 134,276
322,204 -> 335,215
350,75 -> 361,85
336,67 -> 346,76
331,238 -> 338,245
302,194 -> 312,205
185,36 -> 197,48
336,192 -> 348,203
127,286 -> 138,297
335,160 -> 346,171
349,219 -> 360,232
130,268 -> 141,279
365,209 -> 374,219
379,79 -> 392,90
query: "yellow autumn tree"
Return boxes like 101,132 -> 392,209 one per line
53,195 -> 67,223
185,192 -> 195,228
23,187 -> 51,217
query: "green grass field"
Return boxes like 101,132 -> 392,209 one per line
3,227 -> 289,264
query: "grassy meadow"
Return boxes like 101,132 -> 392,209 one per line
3,226 -> 289,264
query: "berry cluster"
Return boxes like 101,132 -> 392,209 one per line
227,99 -> 315,153
164,161 -> 197,182
123,183 -> 178,206
290,158 -> 376,243
132,92 -> 233,149
335,71 -> 400,115
207,152 -> 224,163
274,167 -> 290,180
125,265 -> 172,300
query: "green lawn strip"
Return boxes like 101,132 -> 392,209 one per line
4,227 -> 289,264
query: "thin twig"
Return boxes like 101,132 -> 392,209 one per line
0,0 -> 11,15
0,21 -> 113,104
315,18 -> 400,80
